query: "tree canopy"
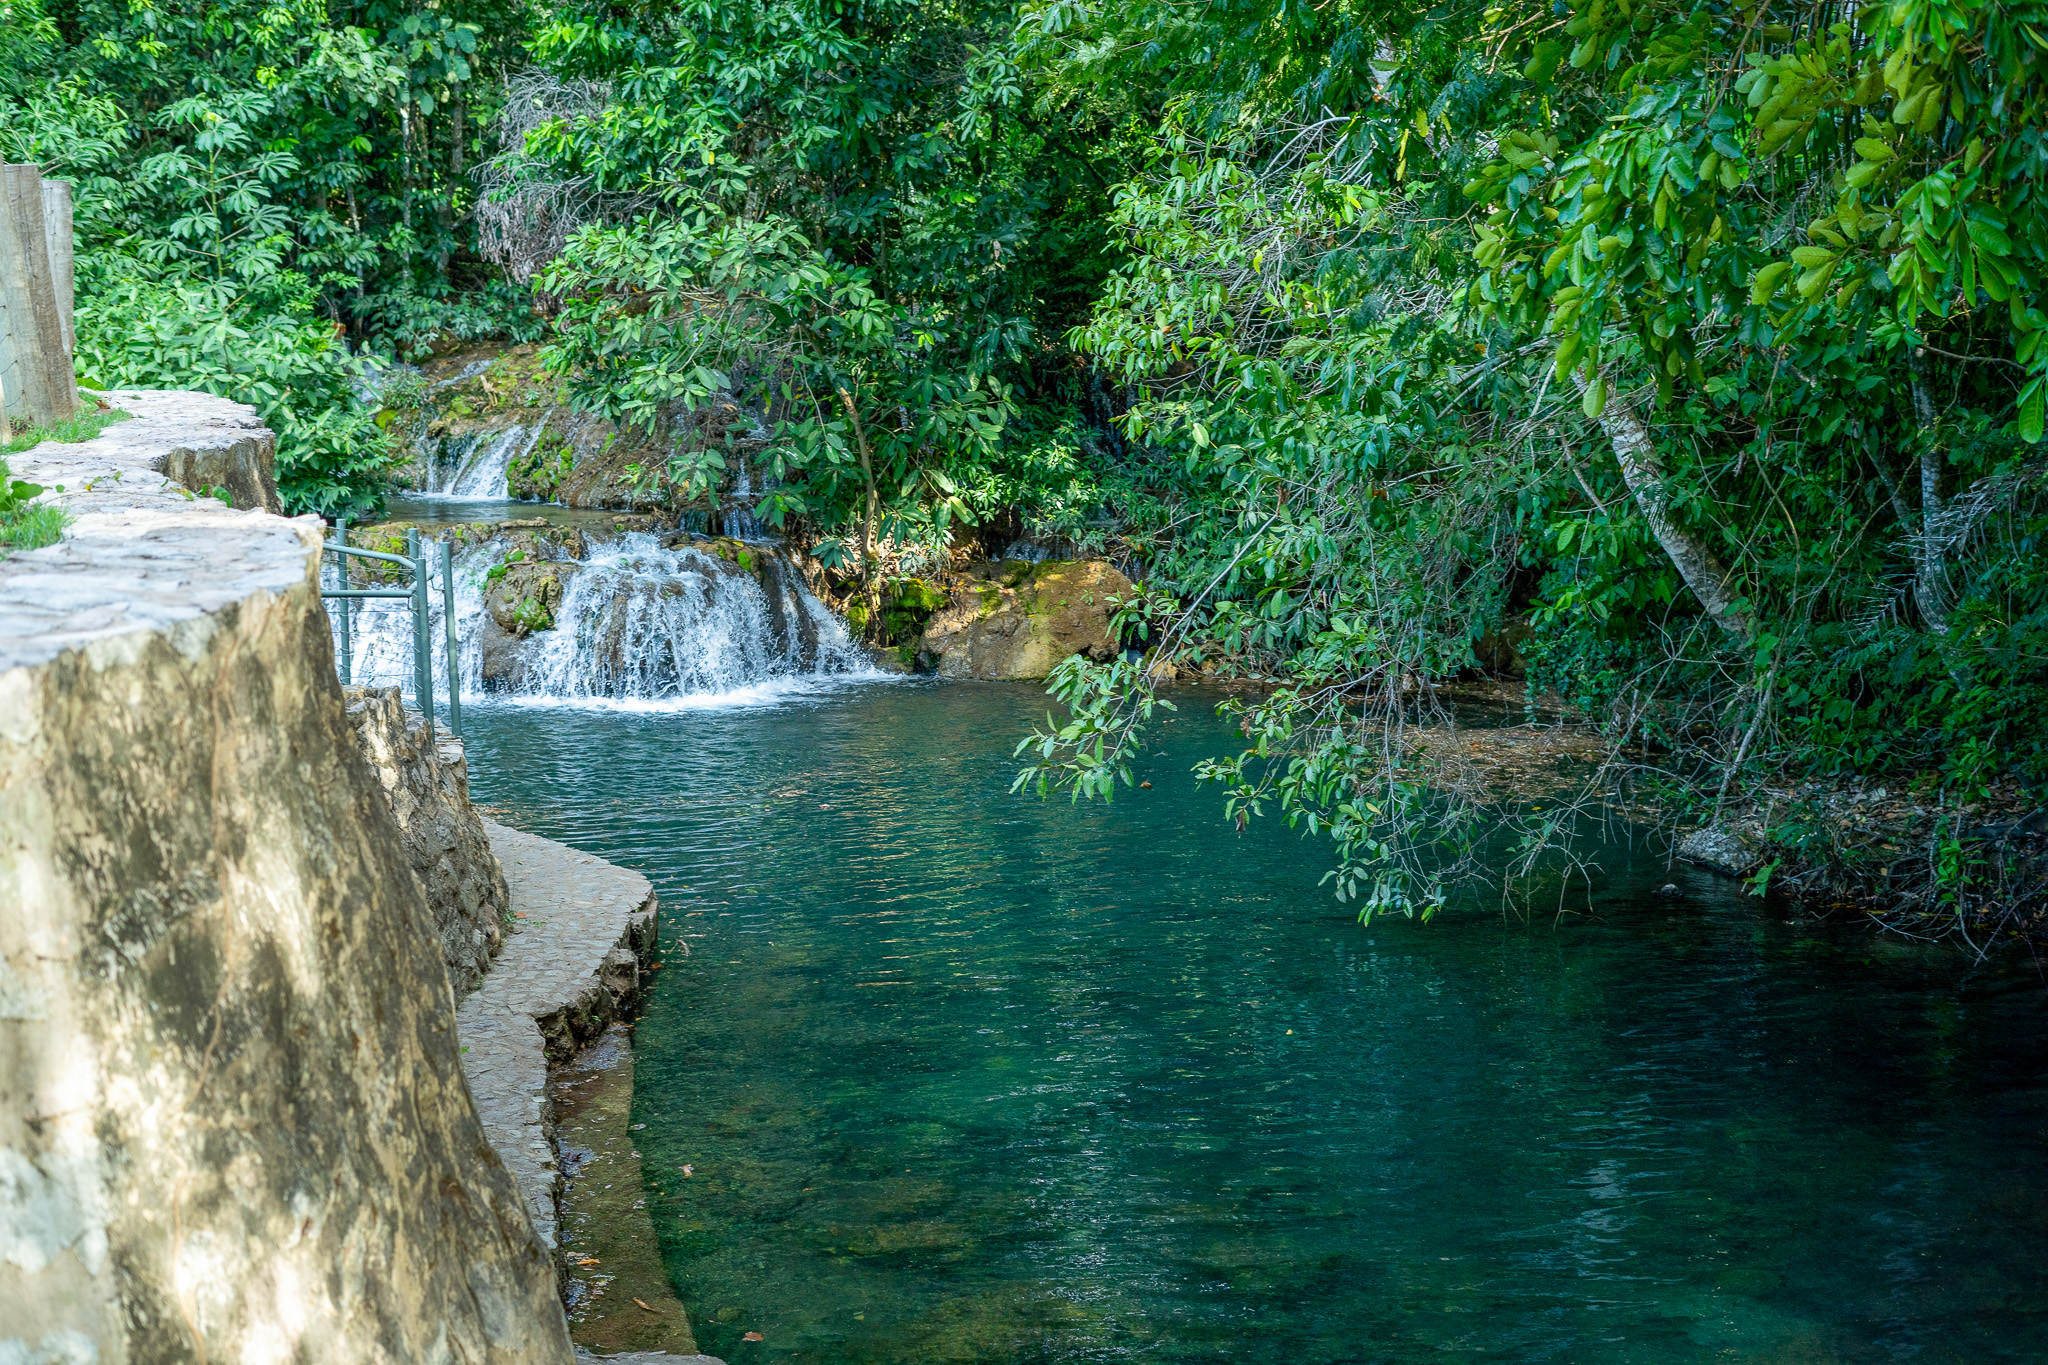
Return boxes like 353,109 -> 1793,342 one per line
5,0 -> 2043,931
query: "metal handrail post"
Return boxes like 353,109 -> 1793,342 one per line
440,537 -> 462,738
332,515 -> 352,685
406,527 -> 434,747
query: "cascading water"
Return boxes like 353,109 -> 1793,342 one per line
421,422 -> 545,499
724,463 -> 771,539
337,532 -> 876,706
331,545 -> 488,702
523,537 -> 865,698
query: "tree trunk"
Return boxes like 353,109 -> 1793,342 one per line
435,93 -> 465,281
449,94 -> 466,179
1575,371 -> 1753,639
399,104 -> 415,231
1906,345 -> 1950,635
835,385 -> 882,627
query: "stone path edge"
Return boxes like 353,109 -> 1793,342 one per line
455,819 -> 723,1365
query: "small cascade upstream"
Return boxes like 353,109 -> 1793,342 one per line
336,532 -> 875,706
723,464 -> 771,539
420,422 -> 545,499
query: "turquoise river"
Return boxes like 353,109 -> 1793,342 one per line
462,680 -> 2048,1365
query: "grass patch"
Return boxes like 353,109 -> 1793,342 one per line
0,401 -> 132,556
0,502 -> 67,554
4,402 -> 130,455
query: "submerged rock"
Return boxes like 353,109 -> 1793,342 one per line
918,559 -> 1132,680
1677,821 -> 1767,877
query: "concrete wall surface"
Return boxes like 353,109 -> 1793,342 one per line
0,392 -> 574,1365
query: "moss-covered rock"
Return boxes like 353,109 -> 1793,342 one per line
918,559 -> 1133,679
880,576 -> 948,644
485,556 -> 569,637
387,342 -> 749,512
342,524 -> 418,583
511,594 -> 555,634
341,520 -> 507,585
508,432 -> 576,502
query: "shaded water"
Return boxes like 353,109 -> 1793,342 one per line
380,494 -> 629,529
464,683 -> 2048,1364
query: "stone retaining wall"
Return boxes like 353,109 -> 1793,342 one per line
0,393 -> 574,1365
342,685 -> 509,995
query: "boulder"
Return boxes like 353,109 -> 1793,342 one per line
1677,821 -> 1767,877
920,559 -> 1132,680
487,558 -> 573,635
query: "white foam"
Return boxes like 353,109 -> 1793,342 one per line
420,421 -> 545,500
335,533 -> 875,704
476,671 -> 900,713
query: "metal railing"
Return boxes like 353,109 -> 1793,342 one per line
323,518 -> 463,741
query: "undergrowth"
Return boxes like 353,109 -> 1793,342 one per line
0,456 -> 64,556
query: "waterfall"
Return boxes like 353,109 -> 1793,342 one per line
331,542 -> 489,701
336,533 -> 878,707
724,464 -> 770,540
421,422 -> 544,499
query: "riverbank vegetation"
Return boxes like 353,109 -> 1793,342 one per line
4,0 -> 2042,940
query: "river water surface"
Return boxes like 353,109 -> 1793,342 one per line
462,681 -> 2048,1364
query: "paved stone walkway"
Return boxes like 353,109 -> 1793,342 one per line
457,819 -> 656,1253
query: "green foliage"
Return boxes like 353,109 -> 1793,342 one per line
1010,0 -> 2048,922
1,0 -> 547,514
504,0 -> 1142,561
880,577 -> 948,643
75,274 -> 394,516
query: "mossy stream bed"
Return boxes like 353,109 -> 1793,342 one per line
463,681 -> 2048,1364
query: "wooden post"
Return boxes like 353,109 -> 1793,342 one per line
40,178 -> 73,358
0,171 -> 36,432
0,164 -> 78,430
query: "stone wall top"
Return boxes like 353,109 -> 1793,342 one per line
0,389 -> 312,674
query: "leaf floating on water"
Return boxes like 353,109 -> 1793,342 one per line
682,1164 -> 694,1176
633,1297 -> 655,1312
743,1331 -> 765,1341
